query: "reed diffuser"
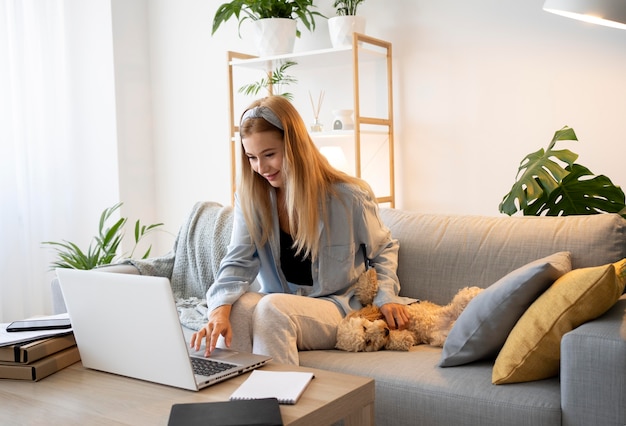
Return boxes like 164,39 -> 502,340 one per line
309,90 -> 325,132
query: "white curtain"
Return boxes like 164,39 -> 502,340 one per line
0,0 -> 120,322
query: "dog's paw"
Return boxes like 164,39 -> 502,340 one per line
335,317 -> 363,352
354,268 -> 379,306
385,329 -> 415,351
427,330 -> 449,348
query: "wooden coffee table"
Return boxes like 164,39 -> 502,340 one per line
0,360 -> 374,425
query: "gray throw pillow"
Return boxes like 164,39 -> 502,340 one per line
439,251 -> 572,367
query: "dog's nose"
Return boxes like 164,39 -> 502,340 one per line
384,328 -> 390,337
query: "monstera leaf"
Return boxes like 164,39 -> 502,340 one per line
499,126 -> 626,218
523,164 -> 626,216
499,126 -> 579,216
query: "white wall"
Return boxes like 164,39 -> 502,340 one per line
115,0 -> 626,254
111,0 -> 158,255
393,1 -> 626,214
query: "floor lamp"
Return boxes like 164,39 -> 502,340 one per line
543,0 -> 626,30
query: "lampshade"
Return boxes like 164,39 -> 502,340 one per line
543,0 -> 626,30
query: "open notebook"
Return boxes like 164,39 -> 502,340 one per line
230,370 -> 315,404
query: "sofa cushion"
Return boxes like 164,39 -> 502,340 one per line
492,258 -> 626,384
439,251 -> 571,367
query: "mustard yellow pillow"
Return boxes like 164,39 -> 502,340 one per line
492,258 -> 626,385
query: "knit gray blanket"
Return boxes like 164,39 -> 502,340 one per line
123,201 -> 233,330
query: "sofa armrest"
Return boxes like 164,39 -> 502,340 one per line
560,296 -> 626,426
50,264 -> 140,314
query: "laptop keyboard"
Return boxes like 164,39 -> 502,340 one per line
191,357 -> 237,376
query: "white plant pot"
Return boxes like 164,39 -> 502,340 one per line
252,18 -> 297,57
328,16 -> 366,48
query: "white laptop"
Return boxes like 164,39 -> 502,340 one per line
56,268 -> 272,391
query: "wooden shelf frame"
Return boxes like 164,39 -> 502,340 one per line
227,33 -> 395,207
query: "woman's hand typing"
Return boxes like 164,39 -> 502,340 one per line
190,305 -> 233,357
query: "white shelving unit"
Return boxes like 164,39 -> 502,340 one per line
227,33 -> 395,207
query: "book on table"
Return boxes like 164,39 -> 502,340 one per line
0,334 -> 76,363
0,345 -> 80,381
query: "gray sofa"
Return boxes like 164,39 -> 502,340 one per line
52,207 -> 626,426
300,208 -> 626,426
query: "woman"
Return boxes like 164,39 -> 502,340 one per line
191,96 -> 414,365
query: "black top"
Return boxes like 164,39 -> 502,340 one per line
279,229 -> 313,286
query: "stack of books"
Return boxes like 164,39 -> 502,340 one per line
0,333 -> 80,381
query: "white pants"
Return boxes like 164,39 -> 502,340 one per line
219,292 -> 344,365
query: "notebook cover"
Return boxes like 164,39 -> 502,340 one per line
0,334 -> 76,363
168,398 -> 283,426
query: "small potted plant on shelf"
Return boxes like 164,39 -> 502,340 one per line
329,0 -> 367,48
239,60 -> 298,100
333,0 -> 365,15
211,0 -> 325,57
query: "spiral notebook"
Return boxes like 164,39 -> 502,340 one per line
230,370 -> 315,405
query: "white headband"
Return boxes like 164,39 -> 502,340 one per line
240,106 -> 284,130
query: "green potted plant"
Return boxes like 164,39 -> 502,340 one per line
329,0 -> 367,48
212,0 -> 325,56
239,60 -> 298,100
499,126 -> 626,218
43,202 -> 164,270
333,0 -> 365,15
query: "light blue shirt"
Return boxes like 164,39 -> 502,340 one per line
206,183 -> 415,315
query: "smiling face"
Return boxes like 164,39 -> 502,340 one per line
242,130 -> 285,189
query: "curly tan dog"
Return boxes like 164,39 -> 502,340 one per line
336,269 -> 482,352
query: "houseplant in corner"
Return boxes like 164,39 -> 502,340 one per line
43,202 -> 164,270
499,126 -> 626,218
211,0 -> 325,56
328,0 -> 366,48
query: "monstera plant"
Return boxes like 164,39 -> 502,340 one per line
499,126 -> 626,218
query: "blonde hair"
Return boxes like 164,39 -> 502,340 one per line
238,96 -> 374,260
